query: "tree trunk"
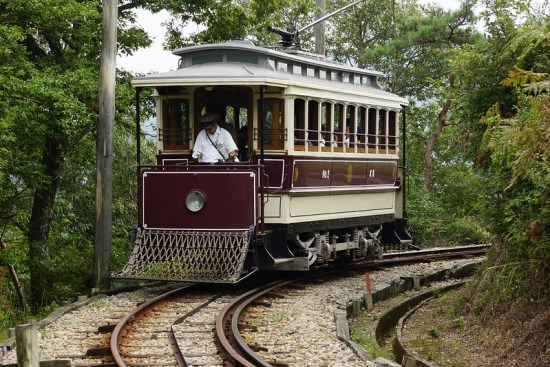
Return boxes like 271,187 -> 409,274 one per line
27,137 -> 63,311
424,76 -> 455,190
0,238 -> 28,311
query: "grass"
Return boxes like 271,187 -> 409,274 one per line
350,327 -> 394,360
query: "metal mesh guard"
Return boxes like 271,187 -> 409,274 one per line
113,228 -> 252,283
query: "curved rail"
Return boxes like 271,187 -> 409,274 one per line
380,244 -> 488,264
215,281 -> 282,366
110,285 -> 193,366
108,245 -> 487,366
346,244 -> 487,273
215,278 -> 310,366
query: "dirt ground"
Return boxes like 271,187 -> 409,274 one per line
400,287 -> 550,367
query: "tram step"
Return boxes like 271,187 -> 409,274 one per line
273,257 -> 294,265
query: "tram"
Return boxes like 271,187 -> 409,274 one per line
113,29 -> 413,283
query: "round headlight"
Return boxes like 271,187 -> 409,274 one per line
185,191 -> 205,212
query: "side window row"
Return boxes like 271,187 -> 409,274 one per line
293,99 -> 398,154
159,96 -> 397,154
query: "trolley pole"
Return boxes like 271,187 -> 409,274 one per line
93,0 -> 117,290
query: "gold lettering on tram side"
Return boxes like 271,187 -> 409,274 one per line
346,164 -> 353,183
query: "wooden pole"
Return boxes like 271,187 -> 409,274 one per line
15,322 -> 39,367
93,0 -> 117,289
315,0 -> 326,56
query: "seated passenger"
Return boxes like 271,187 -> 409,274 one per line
192,113 -> 238,163
319,133 -> 326,147
344,127 -> 351,148
331,133 -> 338,147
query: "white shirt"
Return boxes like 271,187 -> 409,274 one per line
192,126 -> 238,163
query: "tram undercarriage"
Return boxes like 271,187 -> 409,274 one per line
113,215 -> 413,283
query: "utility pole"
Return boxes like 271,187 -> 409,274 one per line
299,0 -> 366,54
315,0 -> 326,56
93,0 -> 117,290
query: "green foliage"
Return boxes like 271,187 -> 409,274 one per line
407,155 -> 491,247
349,330 -> 394,360
161,0 -> 316,50
427,326 -> 440,338
461,13 -> 550,316
0,0 -> 547,343
475,93 -> 550,305
0,0 -> 158,320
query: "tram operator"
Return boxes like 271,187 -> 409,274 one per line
192,112 -> 239,163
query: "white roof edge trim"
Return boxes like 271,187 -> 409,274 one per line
283,84 -> 408,106
131,77 -> 289,88
131,79 -> 409,106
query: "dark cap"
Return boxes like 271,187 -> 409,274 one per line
199,113 -> 219,129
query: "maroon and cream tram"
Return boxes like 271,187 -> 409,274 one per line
114,36 -> 413,283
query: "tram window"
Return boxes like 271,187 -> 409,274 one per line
357,107 -> 367,152
223,106 -> 238,137
192,54 -> 223,65
161,98 -> 190,150
307,101 -> 319,148
378,109 -> 388,152
345,105 -> 356,150
332,71 -> 341,81
227,53 -> 258,64
293,64 -> 303,75
294,99 -> 306,150
223,105 -> 247,129
333,103 -> 344,150
278,61 -> 288,72
367,108 -> 377,151
260,99 -> 285,150
388,110 -> 397,152
342,73 -> 350,83
321,102 -> 332,151
268,58 -> 276,70
307,67 -> 315,77
319,69 -> 327,79
362,76 -> 373,87
354,75 -> 361,85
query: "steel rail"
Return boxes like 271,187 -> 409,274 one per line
379,245 -> 488,265
171,293 -> 223,367
215,279 -> 303,366
110,284 -> 193,367
383,244 -> 488,260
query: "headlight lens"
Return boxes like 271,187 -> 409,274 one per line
185,191 -> 205,212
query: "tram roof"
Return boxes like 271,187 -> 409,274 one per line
132,40 -> 408,106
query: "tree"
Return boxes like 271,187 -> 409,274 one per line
157,0 -> 316,50
327,0 -> 479,190
0,0 -> 153,310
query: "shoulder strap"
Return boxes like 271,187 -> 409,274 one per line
205,132 -> 226,161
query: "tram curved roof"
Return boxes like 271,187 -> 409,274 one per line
132,40 -> 408,107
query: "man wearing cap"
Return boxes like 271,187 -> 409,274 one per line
192,112 -> 239,163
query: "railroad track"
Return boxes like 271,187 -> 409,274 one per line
110,285 -> 235,366
215,279 -> 310,367
381,244 -> 488,263
0,245 -> 487,366
109,279 -> 307,366
106,245 -> 487,366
